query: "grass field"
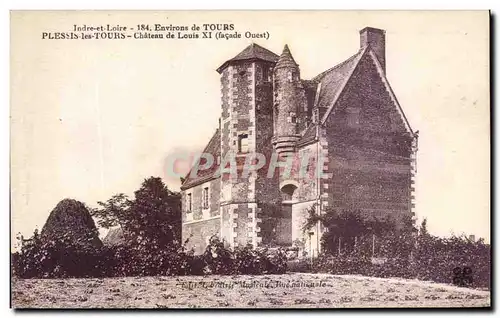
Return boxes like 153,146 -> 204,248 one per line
12,273 -> 490,308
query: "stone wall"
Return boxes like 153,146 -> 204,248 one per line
254,62 -> 282,247
218,61 -> 276,248
322,52 -> 415,227
182,217 -> 221,254
291,200 -> 319,256
293,142 -> 320,202
182,45 -> 416,255
181,178 -> 220,223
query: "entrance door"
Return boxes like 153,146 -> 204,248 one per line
274,203 -> 292,245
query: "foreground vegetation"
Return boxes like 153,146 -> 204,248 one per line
302,208 -> 490,290
12,177 -> 287,279
12,176 -> 490,292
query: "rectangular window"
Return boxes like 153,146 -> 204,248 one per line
202,187 -> 209,209
346,107 -> 360,128
263,67 -> 272,83
186,193 -> 192,212
238,134 -> 249,153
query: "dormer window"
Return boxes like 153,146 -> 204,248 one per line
238,134 -> 249,153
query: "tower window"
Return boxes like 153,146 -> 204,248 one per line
288,112 -> 297,124
288,71 -> 298,82
262,67 -> 271,83
238,134 -> 249,153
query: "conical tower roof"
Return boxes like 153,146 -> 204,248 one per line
275,44 -> 298,69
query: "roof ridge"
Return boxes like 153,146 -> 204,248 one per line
320,46 -> 368,125
312,48 -> 365,82
201,128 -> 220,153
249,42 -> 280,57
366,49 -> 415,136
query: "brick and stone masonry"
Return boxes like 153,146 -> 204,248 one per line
180,27 -> 418,257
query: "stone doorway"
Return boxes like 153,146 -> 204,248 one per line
273,181 -> 298,246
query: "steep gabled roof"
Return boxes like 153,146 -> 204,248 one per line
311,47 -> 415,136
366,50 -> 415,135
313,47 -> 367,111
180,129 -> 221,190
217,43 -> 279,73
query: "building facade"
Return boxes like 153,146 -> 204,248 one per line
180,27 -> 418,256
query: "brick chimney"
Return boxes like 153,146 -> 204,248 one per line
360,27 -> 386,72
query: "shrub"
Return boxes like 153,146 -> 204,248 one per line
312,233 -> 490,289
233,244 -> 266,275
184,254 -> 205,276
13,232 -> 289,278
265,247 -> 288,274
200,236 -> 288,275
202,236 -> 234,275
312,254 -> 371,275
304,207 -> 490,289
14,230 -> 108,279
411,234 -> 490,289
287,259 -> 311,273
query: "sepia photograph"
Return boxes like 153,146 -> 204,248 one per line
10,10 -> 490,309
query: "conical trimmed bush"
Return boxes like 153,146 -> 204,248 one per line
41,198 -> 102,249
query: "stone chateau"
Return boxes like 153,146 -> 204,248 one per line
180,27 -> 418,255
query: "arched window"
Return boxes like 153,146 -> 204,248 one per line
281,183 -> 297,202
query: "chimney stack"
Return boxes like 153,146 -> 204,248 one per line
360,27 -> 386,72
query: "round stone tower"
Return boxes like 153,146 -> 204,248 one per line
272,45 -> 303,155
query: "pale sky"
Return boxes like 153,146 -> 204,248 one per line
11,11 -> 490,243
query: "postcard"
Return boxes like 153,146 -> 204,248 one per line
10,10 -> 490,309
